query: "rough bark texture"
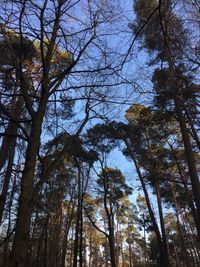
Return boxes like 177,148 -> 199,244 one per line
175,99 -> 200,222
10,112 -> 45,267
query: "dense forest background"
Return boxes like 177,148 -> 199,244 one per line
0,0 -> 199,266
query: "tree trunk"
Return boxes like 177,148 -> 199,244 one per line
102,171 -> 116,267
116,220 -> 119,267
73,165 -> 82,267
28,210 -> 38,267
154,179 -> 171,267
0,133 -> 16,225
128,224 -> 132,267
126,147 -> 169,267
119,229 -> 125,267
10,113 -> 45,267
174,98 -> 200,229
167,140 -> 200,238
185,109 -> 200,151
79,204 -> 83,267
171,183 -> 191,267
61,217 -> 72,267
0,94 -> 24,225
3,173 -> 16,267
108,227 -> 116,267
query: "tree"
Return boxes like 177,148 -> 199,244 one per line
0,1 -> 199,266
133,0 -> 200,242
0,1 -> 125,266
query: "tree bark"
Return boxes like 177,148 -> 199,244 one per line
102,170 -> 116,267
171,183 -> 191,267
167,139 -> 200,238
175,98 -> 200,226
0,134 -> 16,225
125,142 -> 169,267
154,179 -> 171,267
10,112 -> 46,267
73,165 -> 82,267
